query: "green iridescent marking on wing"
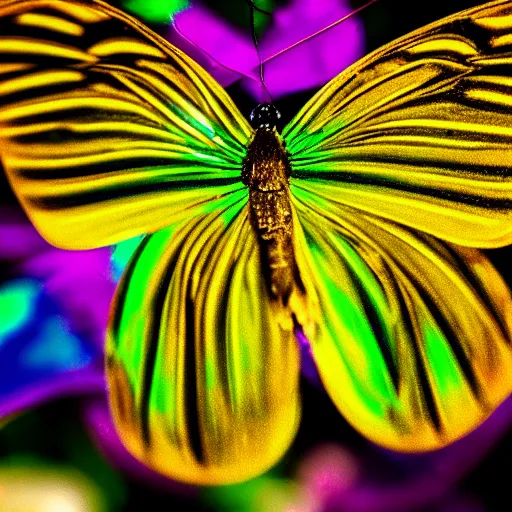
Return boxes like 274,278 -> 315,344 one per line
308,238 -> 397,415
0,0 -> 251,250
284,0 -> 512,248
423,322 -> 465,399
111,235 -> 144,282
292,187 -> 512,451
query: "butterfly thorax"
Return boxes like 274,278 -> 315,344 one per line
242,126 -> 297,302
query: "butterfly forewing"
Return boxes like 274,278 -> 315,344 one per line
0,0 -> 251,249
284,0 -> 512,248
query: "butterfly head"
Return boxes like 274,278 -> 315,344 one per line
250,103 -> 281,129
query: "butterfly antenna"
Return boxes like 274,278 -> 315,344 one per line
262,0 -> 380,66
245,0 -> 273,103
172,17 -> 246,77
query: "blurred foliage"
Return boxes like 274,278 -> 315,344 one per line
0,401 -> 127,511
120,0 -> 189,23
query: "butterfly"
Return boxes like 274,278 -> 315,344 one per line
2,0 -> 512,485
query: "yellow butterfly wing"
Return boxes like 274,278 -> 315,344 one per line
282,0 -> 512,451
284,0 -> 512,247
107,199 -> 300,484
0,0 -> 251,249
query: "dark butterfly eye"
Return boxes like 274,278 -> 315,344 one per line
249,103 -> 281,129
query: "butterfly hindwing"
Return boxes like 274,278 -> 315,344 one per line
0,0 -> 251,249
106,196 -> 301,484
292,188 -> 512,450
284,0 -> 512,248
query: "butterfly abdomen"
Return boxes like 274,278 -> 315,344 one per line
242,127 -> 298,301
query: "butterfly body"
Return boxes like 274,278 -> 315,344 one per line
243,120 -> 299,300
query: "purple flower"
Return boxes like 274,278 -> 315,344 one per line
166,0 -> 365,101
0,207 -> 108,418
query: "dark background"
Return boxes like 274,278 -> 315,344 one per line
1,1 -> 511,511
